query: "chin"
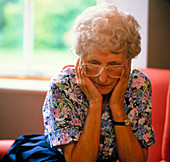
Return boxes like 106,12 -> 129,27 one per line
98,88 -> 113,95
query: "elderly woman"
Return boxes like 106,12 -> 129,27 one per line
43,3 -> 155,162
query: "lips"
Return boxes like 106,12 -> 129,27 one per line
95,83 -> 111,88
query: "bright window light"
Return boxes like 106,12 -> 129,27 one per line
0,0 -> 96,78
0,0 -> 24,77
0,0 -> 148,79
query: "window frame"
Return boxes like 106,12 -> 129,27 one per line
23,0 -> 34,74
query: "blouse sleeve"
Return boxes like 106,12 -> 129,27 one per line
127,69 -> 155,148
43,73 -> 84,147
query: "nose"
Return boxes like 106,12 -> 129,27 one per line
98,70 -> 108,83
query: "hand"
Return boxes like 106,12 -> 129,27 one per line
109,59 -> 131,120
75,58 -> 103,105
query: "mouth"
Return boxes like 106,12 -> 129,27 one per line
95,83 -> 111,88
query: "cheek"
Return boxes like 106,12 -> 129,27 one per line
90,77 -> 119,86
110,78 -> 119,87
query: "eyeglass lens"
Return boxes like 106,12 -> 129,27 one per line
82,65 -> 124,77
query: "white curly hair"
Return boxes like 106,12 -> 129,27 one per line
72,3 -> 141,59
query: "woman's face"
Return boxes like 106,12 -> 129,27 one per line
82,51 -> 127,95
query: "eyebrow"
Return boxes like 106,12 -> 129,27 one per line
87,60 -> 100,64
87,59 -> 122,65
108,61 -> 122,65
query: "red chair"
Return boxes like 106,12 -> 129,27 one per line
162,83 -> 170,161
141,68 -> 170,162
0,140 -> 15,160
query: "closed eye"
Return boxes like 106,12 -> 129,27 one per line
87,60 -> 101,65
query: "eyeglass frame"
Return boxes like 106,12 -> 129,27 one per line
80,64 -> 127,78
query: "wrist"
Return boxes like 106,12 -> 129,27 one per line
88,100 -> 102,112
89,99 -> 102,107
113,118 -> 130,127
110,105 -> 127,121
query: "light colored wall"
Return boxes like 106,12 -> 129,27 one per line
99,0 -> 149,68
112,0 -> 149,69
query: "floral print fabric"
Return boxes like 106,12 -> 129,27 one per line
43,67 -> 155,161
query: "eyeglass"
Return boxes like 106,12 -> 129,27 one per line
81,64 -> 126,78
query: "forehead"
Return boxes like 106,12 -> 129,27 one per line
84,51 -> 126,63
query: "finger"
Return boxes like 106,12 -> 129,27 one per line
75,57 -> 84,86
76,58 -> 87,88
123,59 -> 131,79
127,59 -> 131,74
119,59 -> 128,79
121,60 -> 131,90
78,58 -> 85,81
125,59 -> 131,80
115,59 -> 131,91
75,57 -> 80,72
75,58 -> 80,78
77,58 -> 87,79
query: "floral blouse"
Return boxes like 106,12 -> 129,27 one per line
43,67 -> 155,161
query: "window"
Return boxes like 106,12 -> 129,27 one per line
0,0 -> 24,77
0,0 -> 148,79
0,0 -> 96,78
